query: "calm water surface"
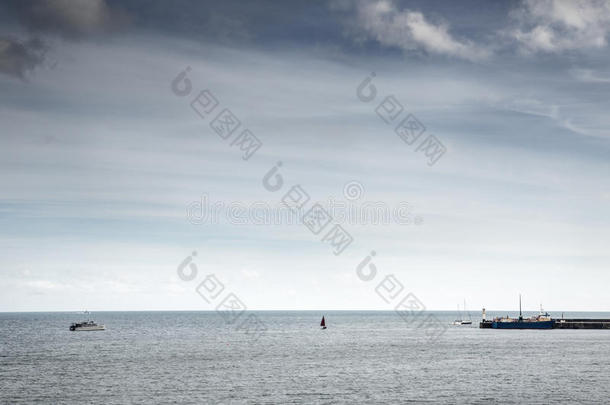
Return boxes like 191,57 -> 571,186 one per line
1,311 -> 610,404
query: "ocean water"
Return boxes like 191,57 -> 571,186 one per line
2,310 -> 610,404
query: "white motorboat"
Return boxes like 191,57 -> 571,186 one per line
70,320 -> 106,331
70,312 -> 105,331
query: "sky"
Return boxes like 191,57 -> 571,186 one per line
0,0 -> 609,312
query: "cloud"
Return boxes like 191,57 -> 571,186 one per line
0,0 -> 126,80
8,0 -> 125,39
510,0 -> 610,52
337,0 -> 489,61
241,269 -> 261,280
570,68 -> 610,83
495,96 -> 594,136
25,279 -> 61,290
0,36 -> 46,79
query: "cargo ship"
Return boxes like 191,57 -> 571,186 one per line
491,295 -> 554,329
492,314 -> 554,329
482,295 -> 554,329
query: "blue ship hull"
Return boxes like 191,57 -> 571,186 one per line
491,320 -> 554,329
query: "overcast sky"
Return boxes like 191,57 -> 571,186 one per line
1,0 -> 609,312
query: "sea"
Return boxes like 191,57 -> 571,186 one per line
1,310 -> 610,404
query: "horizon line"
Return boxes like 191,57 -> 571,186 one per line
2,309 -> 609,314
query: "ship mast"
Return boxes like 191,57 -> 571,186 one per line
518,294 -> 523,321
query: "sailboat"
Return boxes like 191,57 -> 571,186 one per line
453,300 -> 473,325
320,316 -> 327,330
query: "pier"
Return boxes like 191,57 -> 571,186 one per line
478,307 -> 610,329
479,319 -> 610,329
553,319 -> 610,329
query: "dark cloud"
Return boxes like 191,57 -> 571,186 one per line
2,0 -> 298,46
0,36 -> 46,79
108,0 -> 340,47
5,0 -> 128,40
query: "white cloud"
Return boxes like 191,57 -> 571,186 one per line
25,279 -> 62,290
349,0 -> 489,61
570,68 -> 610,83
240,269 -> 261,280
511,0 -> 610,52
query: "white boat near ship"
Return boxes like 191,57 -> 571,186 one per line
453,300 -> 473,325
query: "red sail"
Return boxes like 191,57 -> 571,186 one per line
320,316 -> 326,327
